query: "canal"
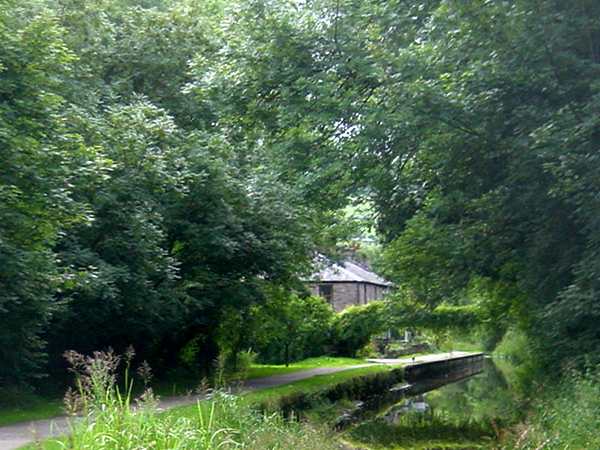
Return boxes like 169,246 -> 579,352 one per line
344,358 -> 522,449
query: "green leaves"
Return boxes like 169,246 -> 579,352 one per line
332,301 -> 386,357
3,0 -> 599,385
366,0 -> 600,367
247,290 -> 335,365
0,2 -> 90,384
195,0 -> 600,369
1,0 -> 324,383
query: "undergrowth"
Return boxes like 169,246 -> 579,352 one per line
32,348 -> 340,450
505,365 -> 600,450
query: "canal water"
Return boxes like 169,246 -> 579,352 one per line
345,358 -> 521,450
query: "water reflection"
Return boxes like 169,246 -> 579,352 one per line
385,359 -> 519,425
384,395 -> 431,424
348,358 -> 522,449
423,358 -> 520,425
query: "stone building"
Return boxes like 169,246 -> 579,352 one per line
309,259 -> 392,312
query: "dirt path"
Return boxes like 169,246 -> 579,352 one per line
0,364 -> 372,450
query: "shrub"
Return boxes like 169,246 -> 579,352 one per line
178,336 -> 204,371
222,348 -> 257,382
332,301 -> 386,356
356,341 -> 378,359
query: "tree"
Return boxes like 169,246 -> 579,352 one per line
249,290 -> 335,366
194,0 -> 600,370
36,0 -> 320,377
46,100 -> 188,370
0,2 -> 94,384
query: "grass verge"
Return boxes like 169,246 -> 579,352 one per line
246,356 -> 366,379
0,399 -> 63,427
22,355 -> 391,450
502,366 -> 600,449
23,392 -> 342,450
1,356 -> 365,428
166,364 -> 391,420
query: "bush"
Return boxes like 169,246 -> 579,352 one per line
222,348 -> 257,381
249,292 -> 392,363
332,302 -> 386,356
178,336 -> 204,371
356,341 -> 378,359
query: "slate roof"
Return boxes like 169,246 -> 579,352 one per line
311,259 -> 392,287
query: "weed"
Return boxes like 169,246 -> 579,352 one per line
34,348 -> 339,450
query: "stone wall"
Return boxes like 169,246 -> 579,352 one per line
310,282 -> 389,312
331,283 -> 360,311
403,353 -> 485,381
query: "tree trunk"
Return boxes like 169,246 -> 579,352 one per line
284,342 -> 290,367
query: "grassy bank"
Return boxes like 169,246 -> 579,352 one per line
22,360 -> 394,449
246,356 -> 365,379
166,364 -> 392,420
503,366 -> 600,449
0,399 -> 63,428
0,356 -> 364,428
25,391 -> 342,450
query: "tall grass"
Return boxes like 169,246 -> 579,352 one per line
507,366 -> 600,450
36,349 -> 340,450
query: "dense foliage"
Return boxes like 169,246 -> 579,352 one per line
245,294 -> 388,364
0,2 -> 91,384
191,0 -> 600,372
0,0 -> 328,386
248,291 -> 335,366
2,0 -> 599,398
332,302 -> 387,357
